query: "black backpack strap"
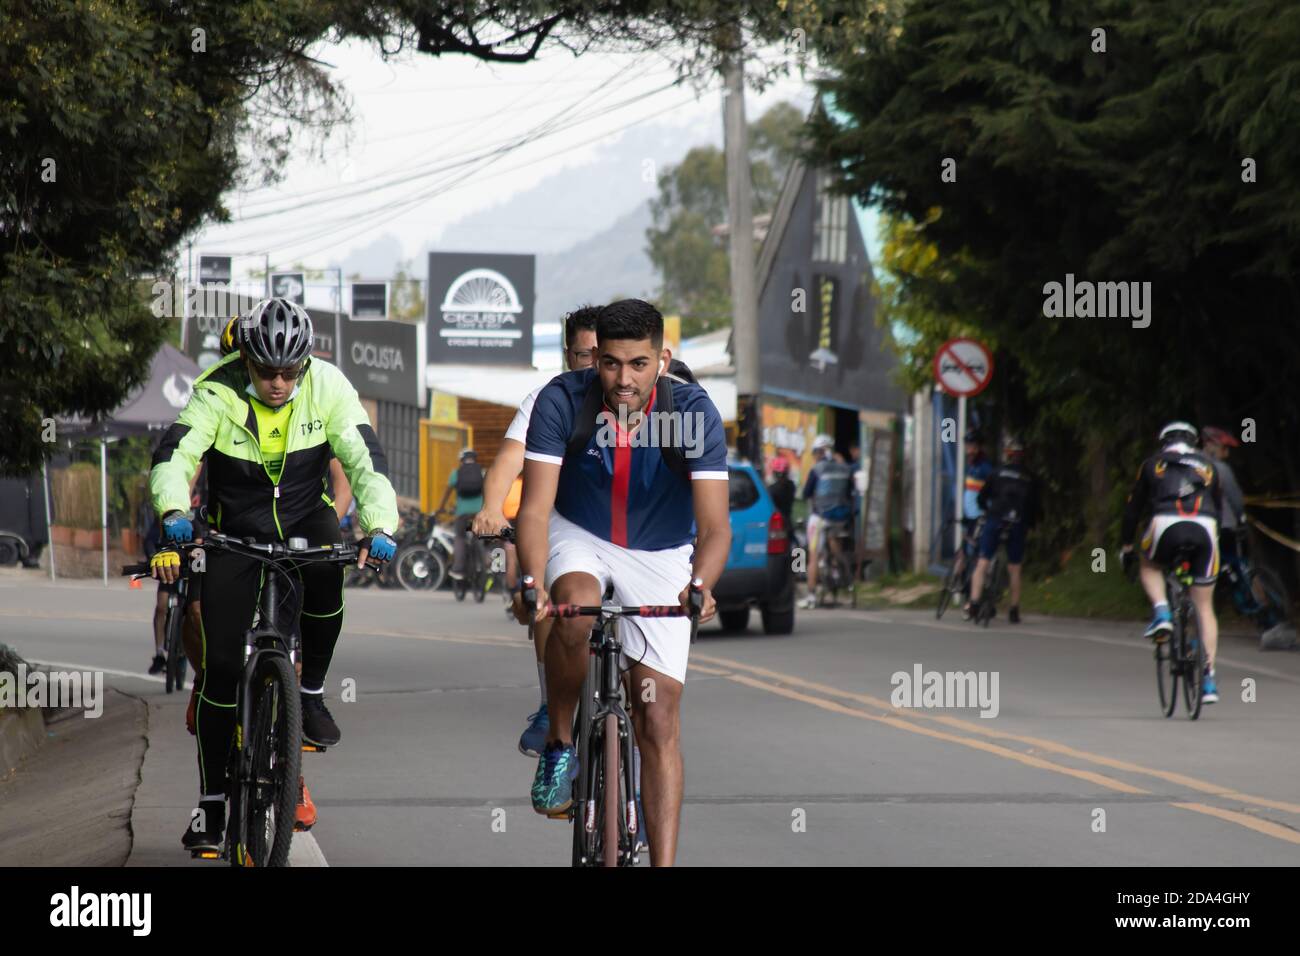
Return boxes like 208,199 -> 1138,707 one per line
564,378 -> 606,462
657,377 -> 689,481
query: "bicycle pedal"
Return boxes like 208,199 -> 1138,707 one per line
546,808 -> 572,820
302,743 -> 327,753
190,848 -> 221,860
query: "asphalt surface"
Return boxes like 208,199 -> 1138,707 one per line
2,567 -> 1298,866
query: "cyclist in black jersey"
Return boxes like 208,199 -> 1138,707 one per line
1120,421 -> 1224,703
965,439 -> 1039,623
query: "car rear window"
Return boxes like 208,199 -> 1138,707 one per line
728,468 -> 760,512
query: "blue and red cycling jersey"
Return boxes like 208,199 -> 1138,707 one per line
523,368 -> 728,550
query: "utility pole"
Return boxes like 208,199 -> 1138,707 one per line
722,25 -> 761,464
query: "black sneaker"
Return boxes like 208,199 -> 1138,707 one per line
148,653 -> 167,675
1008,606 -> 1021,624
301,693 -> 341,747
181,798 -> 225,853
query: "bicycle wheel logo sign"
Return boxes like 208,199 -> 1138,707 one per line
439,268 -> 524,343
933,337 -> 993,398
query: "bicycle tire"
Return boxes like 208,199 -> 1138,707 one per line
1250,566 -> 1290,629
395,545 -> 445,592
163,601 -> 184,694
230,655 -> 301,867
1157,625 -> 1178,718
936,558 -> 962,619
602,712 -> 620,868
1181,602 -> 1204,720
571,665 -> 595,867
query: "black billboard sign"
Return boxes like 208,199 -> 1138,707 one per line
339,315 -> 420,405
198,255 -> 231,286
270,272 -> 306,304
427,252 -> 534,366
352,283 -> 387,318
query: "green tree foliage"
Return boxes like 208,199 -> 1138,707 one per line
2,1 -> 808,475
1,0 -> 349,475
646,101 -> 805,336
804,0 -> 1300,560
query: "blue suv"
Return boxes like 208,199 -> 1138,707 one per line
710,459 -> 796,635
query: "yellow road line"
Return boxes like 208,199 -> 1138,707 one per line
1171,803 -> 1300,845
695,651 -> 1300,819
725,673 -> 1150,794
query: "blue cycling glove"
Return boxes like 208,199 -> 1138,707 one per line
363,531 -> 396,563
162,511 -> 194,545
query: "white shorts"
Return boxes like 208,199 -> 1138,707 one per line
544,512 -> 695,684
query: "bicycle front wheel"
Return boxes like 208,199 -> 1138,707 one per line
163,602 -> 184,694
395,545 -> 444,591
231,655 -> 301,867
601,713 -> 623,868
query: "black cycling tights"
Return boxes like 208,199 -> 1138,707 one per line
194,506 -> 344,796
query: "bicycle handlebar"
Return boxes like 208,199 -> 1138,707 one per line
121,532 -> 363,578
542,603 -> 694,619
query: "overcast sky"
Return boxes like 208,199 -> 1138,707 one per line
192,37 -> 835,285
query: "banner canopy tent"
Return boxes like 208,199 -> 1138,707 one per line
59,343 -> 200,438
52,344 -> 200,584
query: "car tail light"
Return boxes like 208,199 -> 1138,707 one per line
767,509 -> 788,554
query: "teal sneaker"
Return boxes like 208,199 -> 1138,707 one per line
531,742 -> 578,815
1202,668 -> 1219,704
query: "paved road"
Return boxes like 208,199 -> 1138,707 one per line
2,568 -> 1298,866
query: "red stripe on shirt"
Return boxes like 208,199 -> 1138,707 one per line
608,385 -> 655,547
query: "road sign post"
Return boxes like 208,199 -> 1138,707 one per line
934,338 -> 993,558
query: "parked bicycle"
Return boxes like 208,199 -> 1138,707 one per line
1217,530 -> 1289,633
521,575 -> 702,867
393,511 -> 455,593
1156,544 -> 1206,720
126,531 -> 375,866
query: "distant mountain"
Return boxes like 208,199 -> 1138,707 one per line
535,201 -> 658,322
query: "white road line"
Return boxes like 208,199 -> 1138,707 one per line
27,658 -> 165,684
290,831 -> 329,867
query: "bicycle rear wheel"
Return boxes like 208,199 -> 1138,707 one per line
1181,604 -> 1205,720
230,655 -> 301,867
1155,630 -> 1177,717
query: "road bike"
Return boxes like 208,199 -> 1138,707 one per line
1156,544 -> 1206,720
972,522 -> 1012,627
522,576 -> 702,867
127,531 -> 370,866
161,575 -> 190,693
813,519 -> 855,608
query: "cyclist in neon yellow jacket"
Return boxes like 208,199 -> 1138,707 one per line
149,298 -> 399,853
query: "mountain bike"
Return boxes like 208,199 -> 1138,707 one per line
1156,544 -> 1206,720
936,517 -> 984,620
126,531 -> 371,866
522,577 -> 702,867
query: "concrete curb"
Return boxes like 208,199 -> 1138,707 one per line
0,706 -> 46,780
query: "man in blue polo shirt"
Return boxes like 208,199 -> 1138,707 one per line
517,298 -> 731,866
